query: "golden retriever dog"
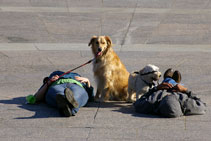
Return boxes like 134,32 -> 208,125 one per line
127,64 -> 161,102
89,36 -> 129,102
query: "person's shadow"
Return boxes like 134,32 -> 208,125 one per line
86,101 -> 162,118
112,103 -> 162,118
0,97 -> 162,119
0,96 -> 61,119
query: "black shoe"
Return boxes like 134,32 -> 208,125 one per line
172,70 -> 182,83
163,68 -> 174,79
64,88 -> 79,108
56,94 -> 72,117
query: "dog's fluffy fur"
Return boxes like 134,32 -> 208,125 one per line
89,36 -> 129,101
127,64 -> 161,102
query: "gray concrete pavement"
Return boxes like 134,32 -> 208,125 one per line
0,0 -> 211,140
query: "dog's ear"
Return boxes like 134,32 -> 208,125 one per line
88,36 -> 97,46
105,36 -> 112,47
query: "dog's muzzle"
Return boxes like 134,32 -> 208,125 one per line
96,47 -> 102,56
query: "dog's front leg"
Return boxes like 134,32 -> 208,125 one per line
95,88 -> 100,99
100,88 -> 110,102
94,88 -> 101,102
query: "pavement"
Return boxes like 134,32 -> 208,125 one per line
0,0 -> 211,140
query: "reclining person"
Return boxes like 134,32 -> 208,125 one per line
134,69 -> 206,118
30,71 -> 94,117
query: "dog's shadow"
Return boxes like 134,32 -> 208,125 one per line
86,101 -> 162,118
0,96 -> 60,119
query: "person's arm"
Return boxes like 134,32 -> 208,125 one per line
75,76 -> 91,87
34,75 -> 59,102
144,83 -> 173,97
154,83 -> 188,93
149,82 -> 173,92
172,84 -> 188,93
157,82 -> 173,90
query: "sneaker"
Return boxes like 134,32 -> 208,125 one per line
163,68 -> 174,79
56,94 -> 72,117
64,88 -> 79,108
172,70 -> 182,83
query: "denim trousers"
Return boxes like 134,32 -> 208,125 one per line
45,83 -> 89,115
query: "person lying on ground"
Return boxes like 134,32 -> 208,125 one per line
29,71 -> 94,117
134,69 -> 206,118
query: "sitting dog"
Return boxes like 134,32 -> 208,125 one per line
89,36 -> 129,101
127,64 -> 161,102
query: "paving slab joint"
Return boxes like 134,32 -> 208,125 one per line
121,0 -> 138,46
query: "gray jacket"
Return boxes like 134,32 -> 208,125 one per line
134,88 -> 206,118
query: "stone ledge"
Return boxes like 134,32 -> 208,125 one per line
0,43 -> 210,52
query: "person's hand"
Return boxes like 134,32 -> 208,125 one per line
51,75 -> 59,81
48,75 -> 59,85
172,84 -> 188,93
157,82 -> 173,90
75,76 -> 91,87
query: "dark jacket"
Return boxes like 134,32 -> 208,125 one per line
134,88 -> 206,118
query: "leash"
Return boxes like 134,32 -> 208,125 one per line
26,58 -> 95,104
50,58 -> 95,82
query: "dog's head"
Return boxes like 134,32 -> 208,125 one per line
88,36 -> 112,58
139,64 -> 161,83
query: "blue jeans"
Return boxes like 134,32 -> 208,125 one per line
45,83 -> 89,115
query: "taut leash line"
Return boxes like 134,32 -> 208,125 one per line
26,58 -> 95,104
50,58 -> 95,82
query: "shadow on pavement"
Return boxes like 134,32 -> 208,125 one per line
0,96 -> 60,119
87,101 -> 163,118
0,97 -> 163,119
113,103 -> 163,118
